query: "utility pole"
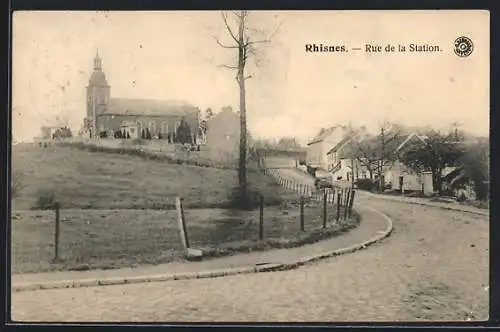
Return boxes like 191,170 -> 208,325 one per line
379,126 -> 385,192
351,157 -> 355,188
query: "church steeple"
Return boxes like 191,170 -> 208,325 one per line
86,49 -> 110,124
93,49 -> 102,71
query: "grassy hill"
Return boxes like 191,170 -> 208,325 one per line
12,143 -> 297,211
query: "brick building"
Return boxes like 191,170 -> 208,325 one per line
84,50 -> 200,141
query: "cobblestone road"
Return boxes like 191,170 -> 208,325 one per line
11,193 -> 489,322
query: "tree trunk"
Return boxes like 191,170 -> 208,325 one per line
378,160 -> 384,192
237,14 -> 247,194
433,169 -> 442,196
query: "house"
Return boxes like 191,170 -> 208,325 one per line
205,106 -> 252,163
441,166 -> 476,199
306,125 -> 359,173
333,129 -> 434,194
371,132 -> 437,194
325,130 -> 369,181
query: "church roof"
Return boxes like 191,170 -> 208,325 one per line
103,98 -> 200,117
89,71 -> 108,86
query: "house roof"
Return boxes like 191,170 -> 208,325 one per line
326,136 -> 353,155
307,126 -> 342,145
209,107 -> 239,122
442,166 -> 467,186
395,133 -> 427,152
103,98 -> 199,117
334,132 -> 425,159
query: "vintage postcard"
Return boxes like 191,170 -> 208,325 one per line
10,10 -> 489,322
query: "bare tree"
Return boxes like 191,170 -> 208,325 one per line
350,121 -> 402,191
215,11 -> 281,196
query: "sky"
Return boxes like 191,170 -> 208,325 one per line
12,10 -> 489,144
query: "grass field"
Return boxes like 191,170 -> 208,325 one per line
12,143 -> 297,211
12,202 -> 357,274
11,143 -> 359,274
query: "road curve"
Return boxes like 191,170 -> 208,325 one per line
11,193 -> 488,322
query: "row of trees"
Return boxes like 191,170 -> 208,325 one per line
136,119 -> 195,144
253,137 -> 302,151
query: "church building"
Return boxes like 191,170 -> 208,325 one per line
84,51 -> 201,141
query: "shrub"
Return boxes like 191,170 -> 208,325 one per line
131,138 -> 148,146
11,171 -> 26,198
225,187 -> 263,211
355,178 -> 375,191
34,188 -> 58,210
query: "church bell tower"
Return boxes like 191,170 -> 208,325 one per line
86,49 -> 110,135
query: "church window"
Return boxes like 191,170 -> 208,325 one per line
149,121 -> 156,134
161,121 -> 168,134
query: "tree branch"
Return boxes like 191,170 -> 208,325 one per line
221,12 -> 239,44
212,36 -> 238,49
218,64 -> 239,70
244,20 -> 283,47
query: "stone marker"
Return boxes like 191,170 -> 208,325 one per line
186,248 -> 203,261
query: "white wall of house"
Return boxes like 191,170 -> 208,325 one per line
328,158 -> 368,182
384,161 -> 434,194
307,127 -> 348,170
306,141 -> 326,168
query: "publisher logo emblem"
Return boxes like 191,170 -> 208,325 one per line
454,36 -> 474,57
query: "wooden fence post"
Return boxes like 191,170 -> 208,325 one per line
323,190 -> 327,228
53,202 -> 60,261
175,197 -> 190,250
336,192 -> 341,222
300,196 -> 305,231
348,190 -> 356,217
343,189 -> 351,220
259,195 -> 264,240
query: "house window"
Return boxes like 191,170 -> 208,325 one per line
175,120 -> 181,134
